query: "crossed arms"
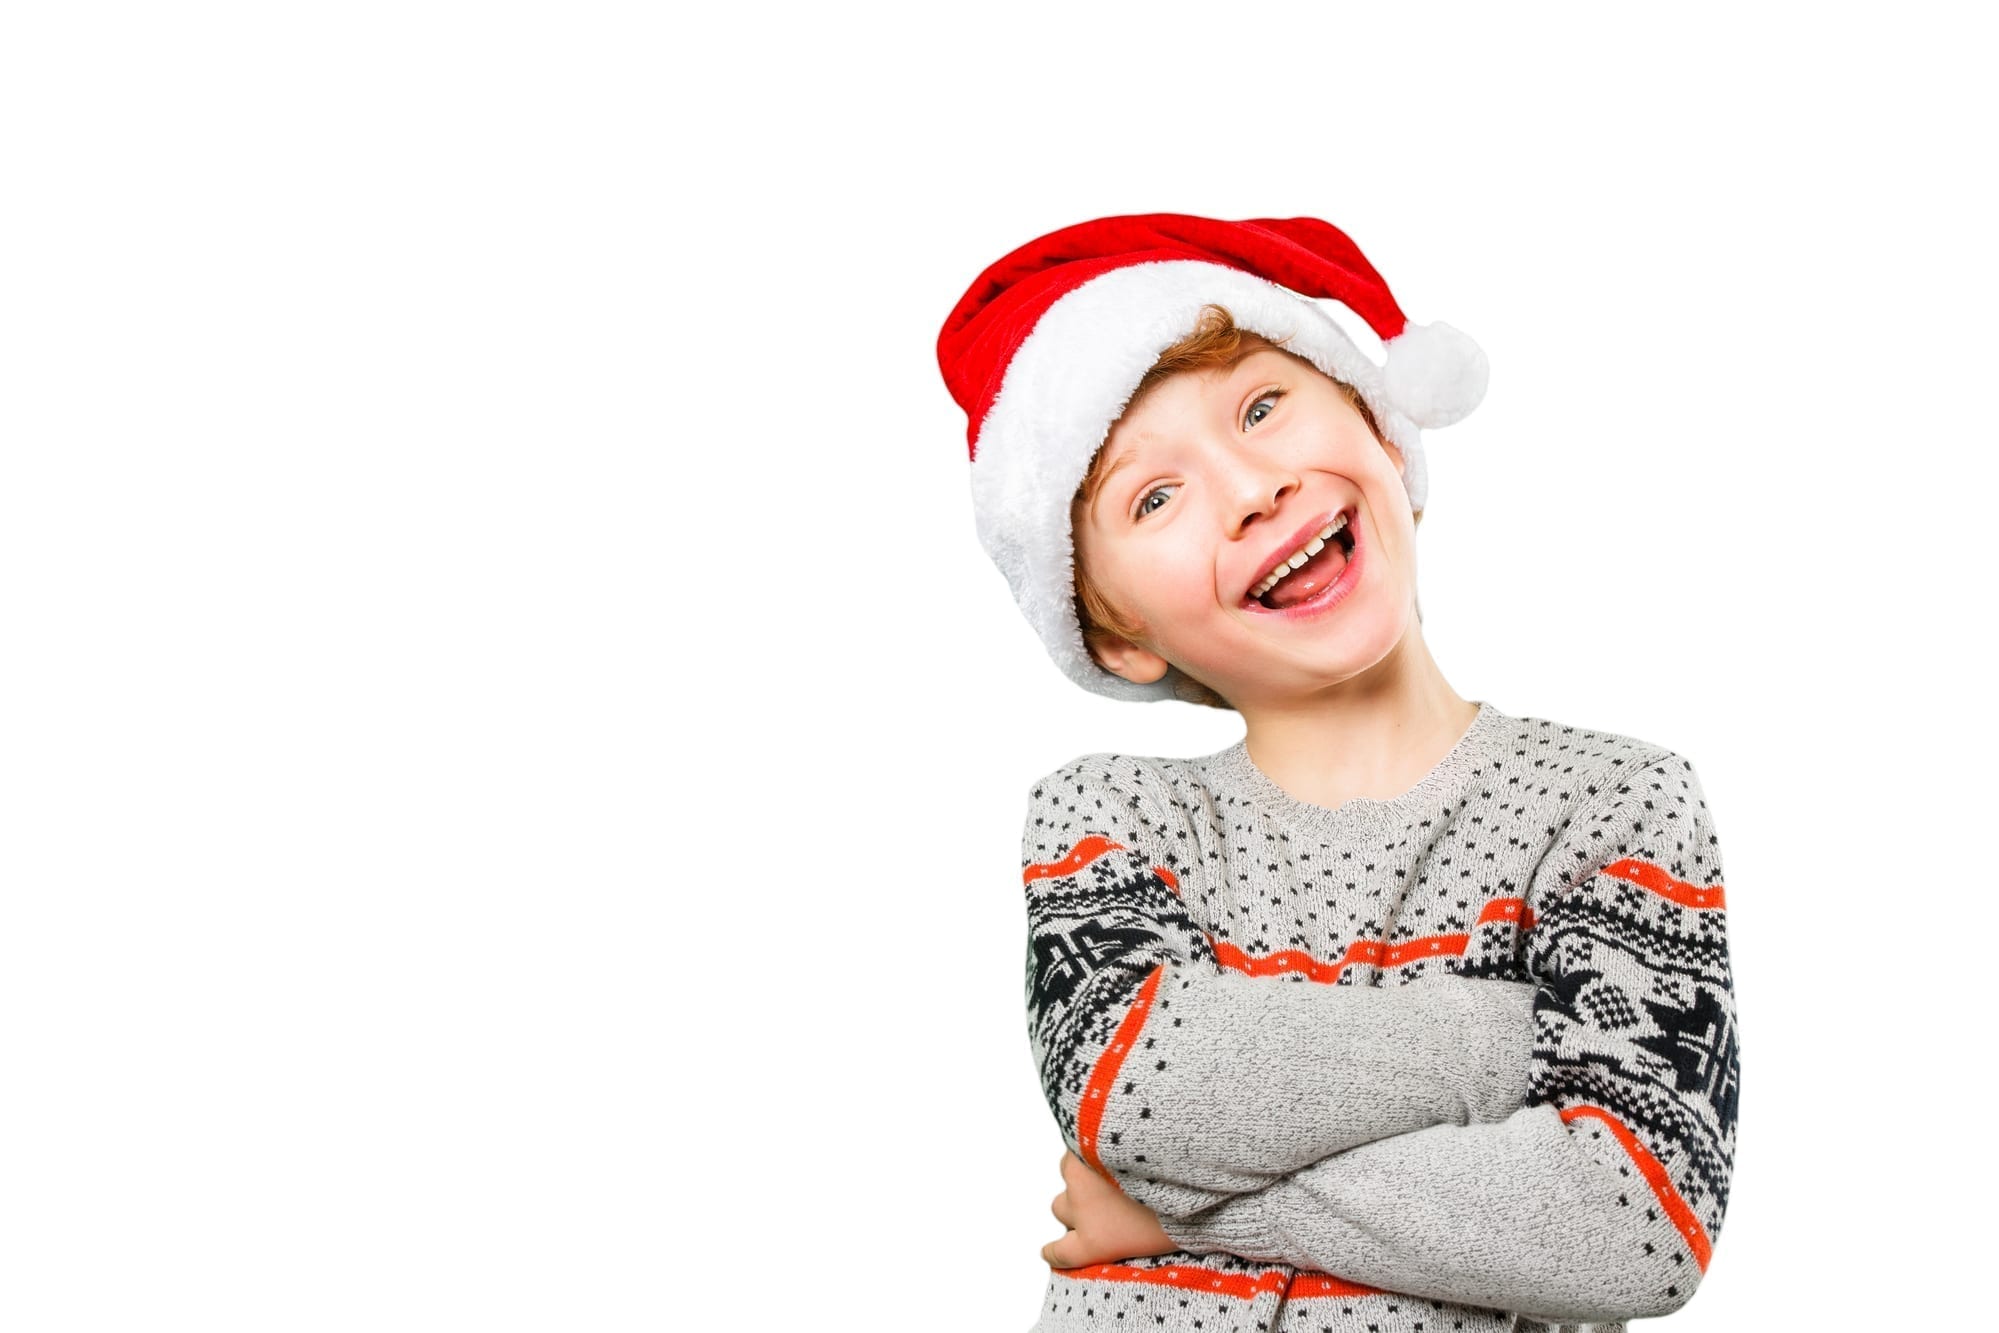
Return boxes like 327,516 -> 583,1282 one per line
1021,753 -> 1740,1325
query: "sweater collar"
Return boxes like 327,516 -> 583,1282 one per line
1198,700 -> 1510,842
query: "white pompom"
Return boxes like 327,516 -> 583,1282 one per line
1383,320 -> 1489,429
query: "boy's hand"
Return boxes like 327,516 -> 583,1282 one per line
1042,1149 -> 1180,1269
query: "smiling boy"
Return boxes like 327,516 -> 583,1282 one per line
937,215 -> 1741,1333
1070,331 -> 1479,806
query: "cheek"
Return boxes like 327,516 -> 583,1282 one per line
1108,551 -> 1193,620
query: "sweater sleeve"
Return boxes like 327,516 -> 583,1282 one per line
1157,750 -> 1741,1325
1022,754 -> 1539,1222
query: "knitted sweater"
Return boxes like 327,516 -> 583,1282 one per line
1020,700 -> 1739,1333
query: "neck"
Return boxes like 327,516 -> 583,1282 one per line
1233,630 -> 1479,809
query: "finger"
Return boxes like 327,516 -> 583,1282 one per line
1042,1232 -> 1073,1268
1050,1190 -> 1072,1227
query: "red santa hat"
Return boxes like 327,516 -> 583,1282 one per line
936,213 -> 1487,702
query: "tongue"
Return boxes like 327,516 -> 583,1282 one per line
1263,543 -> 1349,609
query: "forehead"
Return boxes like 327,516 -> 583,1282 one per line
1101,344 -> 1302,457
1119,343 -> 1303,433
1126,344 -> 1295,418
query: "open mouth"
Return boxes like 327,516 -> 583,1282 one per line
1243,507 -> 1359,612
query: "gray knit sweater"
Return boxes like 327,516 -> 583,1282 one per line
1020,700 -> 1739,1333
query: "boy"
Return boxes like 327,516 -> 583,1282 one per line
936,215 -> 1741,1333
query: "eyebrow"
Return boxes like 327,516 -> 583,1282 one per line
1080,448 -> 1137,518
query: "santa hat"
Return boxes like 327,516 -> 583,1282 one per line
936,213 -> 1488,703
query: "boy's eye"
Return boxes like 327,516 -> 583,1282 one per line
1245,389 -> 1284,430
1135,484 -> 1176,519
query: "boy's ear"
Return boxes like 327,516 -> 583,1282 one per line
1383,437 -> 1408,482
1090,634 -> 1173,687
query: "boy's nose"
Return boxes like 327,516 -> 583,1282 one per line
1222,457 -> 1304,540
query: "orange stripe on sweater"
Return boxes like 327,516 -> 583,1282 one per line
1076,965 -> 1164,1179
1477,895 -> 1538,930
1209,899 -> 1534,979
1024,835 -> 1126,883
1604,858 -> 1726,910
1560,1103 -> 1713,1271
1023,837 -> 1182,897
1051,1261 -> 1292,1300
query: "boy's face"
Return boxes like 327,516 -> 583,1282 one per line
1073,346 -> 1419,708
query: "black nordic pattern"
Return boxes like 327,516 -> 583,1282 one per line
1636,983 -> 1740,1132
1023,783 -> 1213,1144
1525,777 -> 1740,1231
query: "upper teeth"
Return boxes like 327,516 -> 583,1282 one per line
1249,513 -> 1349,600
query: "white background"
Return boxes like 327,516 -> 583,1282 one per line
3,3 -> 1991,1329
